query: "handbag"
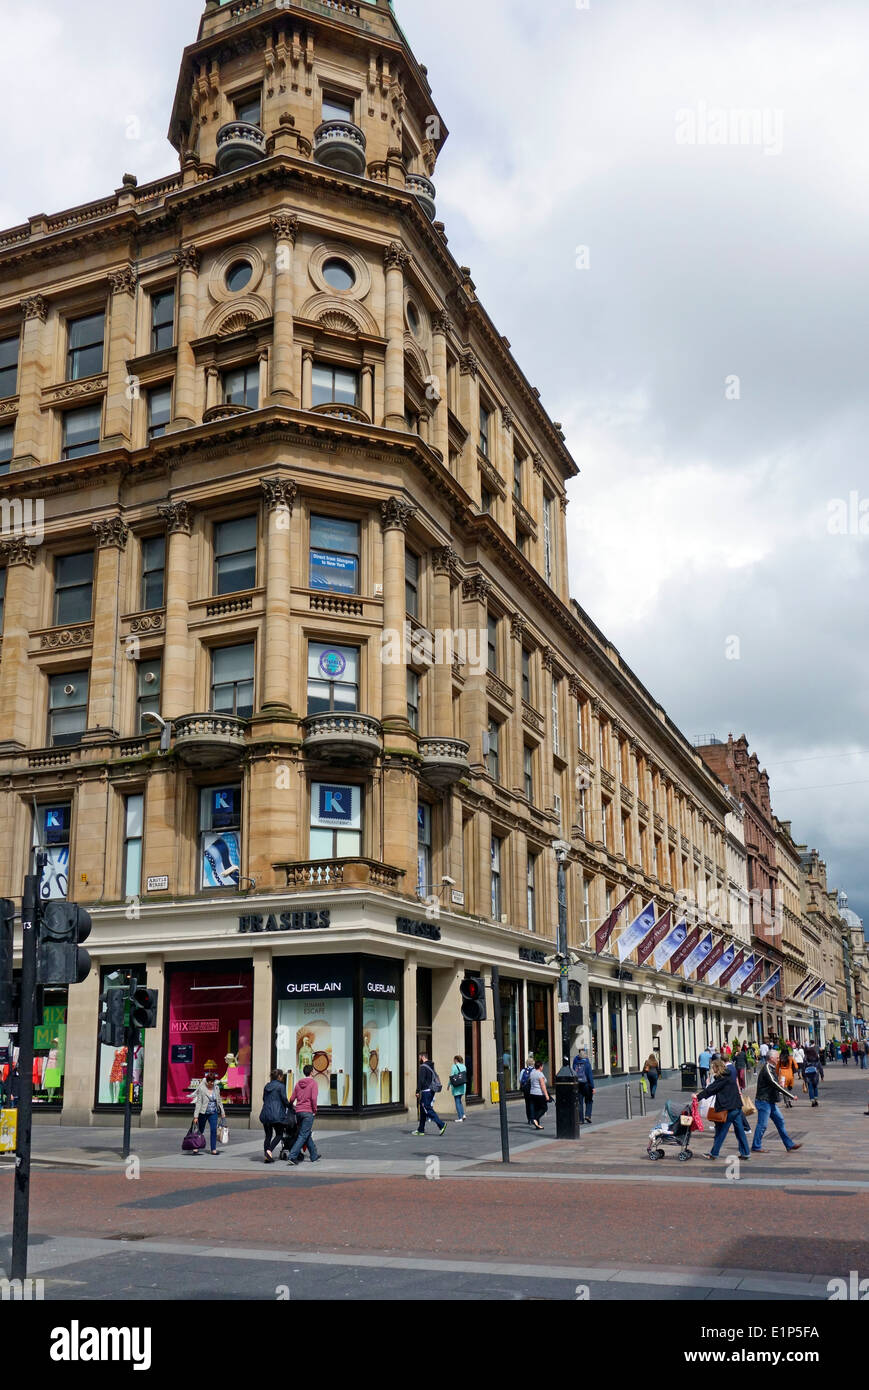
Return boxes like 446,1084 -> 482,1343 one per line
182,1123 -> 206,1153
218,1124 -> 229,1145
741,1095 -> 756,1117
707,1107 -> 728,1124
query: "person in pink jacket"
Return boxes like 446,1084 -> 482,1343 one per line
286,1064 -> 321,1165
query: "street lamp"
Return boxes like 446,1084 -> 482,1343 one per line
553,839 -> 571,1065
142,710 -> 172,753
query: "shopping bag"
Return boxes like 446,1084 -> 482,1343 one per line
218,1124 -> 230,1145
640,1076 -> 648,1094
741,1095 -> 756,1117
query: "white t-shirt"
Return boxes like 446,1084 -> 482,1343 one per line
793,1048 -> 804,1064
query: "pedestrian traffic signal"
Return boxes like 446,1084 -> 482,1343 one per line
130,986 -> 159,1030
98,988 -> 126,1047
460,976 -> 487,1022
37,902 -> 92,985
0,899 -> 15,1026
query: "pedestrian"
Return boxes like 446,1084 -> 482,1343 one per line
412,1052 -> 446,1136
777,1047 -> 796,1092
852,1039 -> 860,1065
573,1048 -> 595,1122
259,1068 -> 291,1163
733,1045 -> 747,1091
191,1070 -> 225,1156
449,1054 -> 467,1122
861,1039 -> 869,1071
803,1045 -> 821,1107
287,1063 -> 321,1164
1,1063 -> 19,1110
793,1043 -> 805,1079
642,1052 -> 661,1100
698,1044 -> 712,1088
841,1041 -> 850,1066
528,1060 -> 550,1131
759,1040 -> 769,1064
694,1059 -> 750,1161
752,1049 -> 802,1154
520,1054 -> 535,1125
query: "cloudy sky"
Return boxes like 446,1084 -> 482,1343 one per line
2,0 -> 866,926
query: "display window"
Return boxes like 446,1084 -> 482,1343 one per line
527,983 -> 552,1072
96,965 -> 146,1108
498,977 -> 522,1091
609,990 -> 624,1072
33,804 -> 71,901
199,785 -> 242,890
0,986 -> 68,1106
589,987 -> 604,1073
273,955 -> 402,1111
164,962 -> 253,1107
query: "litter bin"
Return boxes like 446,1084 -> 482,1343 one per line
555,1063 -> 581,1140
680,1062 -> 698,1091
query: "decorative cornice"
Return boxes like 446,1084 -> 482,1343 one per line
0,536 -> 37,567
459,349 -> 479,378
568,676 -> 583,700
271,212 -> 299,245
40,624 -> 93,650
20,294 -> 47,323
462,572 -> 491,604
91,516 -> 129,550
431,544 -> 459,577
261,475 -> 297,513
532,451 -> 544,475
108,266 -> 137,297
173,244 -> 200,274
157,499 -> 193,535
380,496 -> 416,533
383,241 -> 409,272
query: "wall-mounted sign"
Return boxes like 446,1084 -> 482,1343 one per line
146,876 -> 169,893
171,1045 -> 194,1064
397,916 -> 441,942
239,910 -> 330,934
519,947 -> 547,964
451,890 -> 465,906
171,1019 -> 219,1034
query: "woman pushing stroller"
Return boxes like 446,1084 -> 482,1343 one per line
693,1057 -> 750,1161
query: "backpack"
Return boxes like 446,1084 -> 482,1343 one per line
519,1066 -> 532,1091
429,1067 -> 443,1093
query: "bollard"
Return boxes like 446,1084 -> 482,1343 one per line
624,1082 -> 632,1119
638,1081 -> 647,1117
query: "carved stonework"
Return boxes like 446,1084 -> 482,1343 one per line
20,295 -> 47,323
44,376 -> 107,405
462,572 -> 491,604
532,451 -> 544,475
219,311 -> 255,336
431,544 -> 459,577
501,406 -> 514,432
157,500 -> 193,535
560,494 -> 569,512
318,309 -> 359,335
108,266 -> 137,297
41,625 -> 93,650
130,613 -> 164,634
0,536 -> 37,567
432,310 -> 453,337
261,476 -> 297,513
459,349 -> 479,378
92,516 -> 129,550
271,212 -> 299,244
173,244 -> 200,274
568,676 -> 583,700
380,497 -> 416,532
542,646 -> 557,673
383,242 -> 409,272
510,613 -> 527,641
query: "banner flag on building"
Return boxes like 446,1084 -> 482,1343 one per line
636,907 -> 671,966
617,901 -> 657,963
696,935 -> 726,981
792,974 -> 814,1000
757,966 -> 782,1000
705,940 -> 737,986
670,925 -> 701,975
653,917 -> 690,972
808,980 -> 827,1002
681,931 -> 715,980
729,953 -> 757,991
595,890 -> 633,954
795,975 -> 819,1000
740,959 -> 764,993
718,948 -> 746,988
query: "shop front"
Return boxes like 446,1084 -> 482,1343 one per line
161,959 -> 254,1112
0,982 -> 69,1110
95,964 -> 146,1111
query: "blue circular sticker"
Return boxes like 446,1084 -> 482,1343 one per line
319,649 -> 347,679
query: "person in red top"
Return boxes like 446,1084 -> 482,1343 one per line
286,1064 -> 321,1165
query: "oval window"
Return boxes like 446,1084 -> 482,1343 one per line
406,301 -> 421,336
226,260 -> 253,293
322,257 -> 356,292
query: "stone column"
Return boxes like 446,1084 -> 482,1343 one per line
430,546 -> 457,734
157,501 -> 196,719
380,497 -> 416,728
383,242 -> 408,429
258,348 -> 269,407
558,493 -> 570,598
261,476 -> 297,712
301,350 -> 313,410
361,363 -> 374,420
590,698 -> 604,848
531,452 -> 545,575
499,405 -> 514,484
0,538 -> 39,750
431,311 -> 451,460
88,516 -> 129,735
510,613 -> 527,797
540,647 -> 557,815
104,266 -> 137,446
170,245 -> 200,430
458,349 -> 481,498
269,212 -> 299,405
13,295 -> 48,466
205,365 -> 220,412
460,572 -> 491,769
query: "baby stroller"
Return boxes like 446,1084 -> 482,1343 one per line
277,1108 -> 312,1162
647,1099 -> 695,1161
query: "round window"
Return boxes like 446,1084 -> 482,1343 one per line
406,301 -> 421,336
226,260 -> 253,293
322,257 -> 356,292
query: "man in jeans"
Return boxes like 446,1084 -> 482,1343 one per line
412,1052 -> 446,1136
752,1049 -> 802,1154
287,1063 -> 321,1165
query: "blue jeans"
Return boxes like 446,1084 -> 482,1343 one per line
578,1083 -> 594,1120
860,1054 -> 867,1070
752,1099 -> 796,1151
710,1108 -> 750,1158
198,1111 -> 219,1151
452,1091 -> 465,1119
418,1089 -> 444,1131
288,1111 -> 319,1161
804,1070 -> 819,1100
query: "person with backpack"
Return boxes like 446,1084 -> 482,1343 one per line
519,1055 -> 535,1125
412,1052 -> 446,1136
573,1049 -> 595,1122
449,1055 -> 468,1121
803,1045 -> 821,1107
259,1068 -> 292,1163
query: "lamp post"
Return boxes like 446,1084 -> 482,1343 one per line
552,839 -> 581,1140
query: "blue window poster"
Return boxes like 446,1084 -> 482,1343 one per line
309,550 -> 358,594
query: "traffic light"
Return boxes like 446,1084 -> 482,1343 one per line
37,902 -> 92,985
98,988 -> 126,1047
0,899 -> 14,1026
460,976 -> 487,1022
130,986 -> 159,1030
